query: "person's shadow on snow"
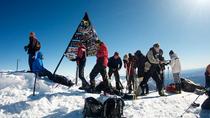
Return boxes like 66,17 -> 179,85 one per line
43,109 -> 82,118
0,101 -> 30,114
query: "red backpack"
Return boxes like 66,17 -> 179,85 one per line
166,83 -> 176,93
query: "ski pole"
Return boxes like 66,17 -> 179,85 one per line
180,94 -> 201,117
33,73 -> 38,96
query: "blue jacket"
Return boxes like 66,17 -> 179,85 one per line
32,52 -> 45,72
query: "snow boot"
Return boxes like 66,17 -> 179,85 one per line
159,90 -> 166,96
175,83 -> 181,94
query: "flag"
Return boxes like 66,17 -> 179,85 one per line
65,13 -> 99,60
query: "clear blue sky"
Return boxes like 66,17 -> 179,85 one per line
0,0 -> 210,76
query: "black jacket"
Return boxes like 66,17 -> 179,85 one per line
27,36 -> 37,55
108,56 -> 122,70
205,72 -> 210,88
135,54 -> 147,77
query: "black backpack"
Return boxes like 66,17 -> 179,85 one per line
83,97 -> 103,117
34,40 -> 41,51
102,97 -> 125,118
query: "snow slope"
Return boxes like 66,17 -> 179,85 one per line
0,72 -> 209,118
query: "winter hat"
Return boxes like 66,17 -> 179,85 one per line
135,50 -> 142,56
153,43 -> 160,48
114,52 -> 119,56
169,50 -> 174,55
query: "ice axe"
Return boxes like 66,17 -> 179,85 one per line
179,94 -> 201,117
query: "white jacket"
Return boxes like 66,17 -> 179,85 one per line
170,53 -> 181,73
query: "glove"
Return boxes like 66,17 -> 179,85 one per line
24,46 -> 28,52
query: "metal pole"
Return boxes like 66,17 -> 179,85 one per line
16,59 -> 19,71
33,74 -> 37,96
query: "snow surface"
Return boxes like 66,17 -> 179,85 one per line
0,72 -> 210,118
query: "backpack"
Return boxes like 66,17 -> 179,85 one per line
83,97 -> 103,117
102,97 -> 125,118
34,40 -> 41,51
166,83 -> 176,93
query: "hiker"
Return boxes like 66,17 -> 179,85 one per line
205,64 -> 210,88
140,43 -> 165,96
134,50 -> 147,96
123,54 -> 129,87
201,64 -> 210,110
169,50 -> 182,94
108,52 -> 123,90
158,49 -> 167,89
32,52 -> 74,87
87,40 -> 109,93
71,42 -> 89,90
24,32 -> 40,71
126,53 -> 136,94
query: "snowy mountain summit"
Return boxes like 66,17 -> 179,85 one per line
0,72 -> 209,118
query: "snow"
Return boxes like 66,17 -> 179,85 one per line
0,72 -> 210,118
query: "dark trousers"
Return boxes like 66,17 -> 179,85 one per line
141,66 -> 163,94
128,75 -> 134,92
202,97 -> 210,110
89,63 -> 108,88
37,69 -> 72,87
28,54 -> 35,71
78,63 -> 88,86
108,68 -> 122,90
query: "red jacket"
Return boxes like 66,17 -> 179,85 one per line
77,45 -> 86,59
96,43 -> 108,67
76,45 -> 86,65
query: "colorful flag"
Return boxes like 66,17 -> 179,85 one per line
65,13 -> 99,60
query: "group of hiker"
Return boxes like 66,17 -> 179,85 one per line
24,32 -> 210,110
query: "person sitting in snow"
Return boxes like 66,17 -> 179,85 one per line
108,52 -> 123,91
169,50 -> 182,94
87,40 -> 110,93
32,52 -> 74,87
71,42 -> 89,90
140,43 -> 165,96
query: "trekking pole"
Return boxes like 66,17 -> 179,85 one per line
33,73 -> 38,96
75,65 -> 79,85
179,94 -> 201,117
167,66 -> 170,80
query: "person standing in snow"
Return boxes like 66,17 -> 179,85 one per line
24,32 -> 40,71
169,50 -> 182,94
158,49 -> 167,89
123,54 -> 129,87
32,52 -> 74,87
140,43 -> 165,96
134,50 -> 147,96
71,42 -> 89,90
87,40 -> 109,93
108,52 -> 123,91
126,53 -> 136,94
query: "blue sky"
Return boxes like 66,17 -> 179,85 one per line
0,0 -> 210,76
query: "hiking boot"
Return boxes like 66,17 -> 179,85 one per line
159,91 -> 166,96
68,81 -> 74,88
140,93 -> 146,96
